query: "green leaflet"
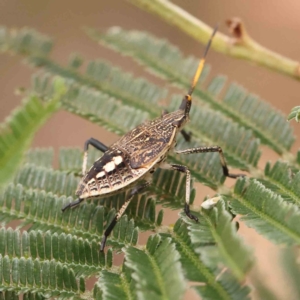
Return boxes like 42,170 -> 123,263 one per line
0,291 -> 44,300
170,218 -> 251,300
0,26 -> 52,57
26,148 -> 54,168
31,74 -> 259,188
31,68 -> 261,171
0,182 -> 140,249
0,254 -> 85,298
260,160 -> 300,205
193,271 -> 251,300
94,264 -> 136,300
1,24 -> 298,300
280,247 -> 300,299
287,105 -> 300,123
124,235 -> 186,300
169,95 -> 261,170
0,227 -> 106,277
90,27 -> 294,154
0,87 -> 62,192
189,200 -> 253,281
229,177 -> 300,245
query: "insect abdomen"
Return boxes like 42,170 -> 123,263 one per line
76,148 -> 144,199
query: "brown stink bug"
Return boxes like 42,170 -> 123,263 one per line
62,25 -> 243,251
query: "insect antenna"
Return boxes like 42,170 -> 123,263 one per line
179,24 -> 218,115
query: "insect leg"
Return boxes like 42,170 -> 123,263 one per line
82,138 -> 108,175
168,163 -> 198,222
61,198 -> 84,212
100,181 -> 150,251
180,129 -> 192,142
176,146 -> 244,178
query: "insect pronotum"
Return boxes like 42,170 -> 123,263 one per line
62,25 -> 243,251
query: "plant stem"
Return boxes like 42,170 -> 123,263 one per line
127,0 -> 300,81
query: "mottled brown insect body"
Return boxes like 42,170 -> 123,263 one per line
62,26 -> 242,251
76,109 -> 186,200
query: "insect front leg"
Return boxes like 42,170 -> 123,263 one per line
176,146 -> 244,178
82,138 -> 108,175
100,181 -> 150,251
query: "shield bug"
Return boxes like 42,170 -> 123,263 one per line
62,25 -> 243,251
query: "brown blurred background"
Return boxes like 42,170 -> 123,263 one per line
1,0 -> 300,299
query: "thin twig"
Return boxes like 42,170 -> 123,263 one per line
127,0 -> 300,81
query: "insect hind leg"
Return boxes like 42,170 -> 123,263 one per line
100,181 -> 150,251
61,198 -> 84,212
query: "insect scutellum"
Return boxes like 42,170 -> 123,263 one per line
62,24 -> 243,252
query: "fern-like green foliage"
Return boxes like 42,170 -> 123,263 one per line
0,21 -> 300,299
287,105 -> 300,123
229,177 -> 300,245
0,82 -> 63,192
87,27 -> 294,154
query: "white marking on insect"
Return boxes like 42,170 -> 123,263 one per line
113,155 -> 123,165
201,196 -> 221,210
88,178 -> 96,185
96,171 -> 105,178
104,161 -> 116,172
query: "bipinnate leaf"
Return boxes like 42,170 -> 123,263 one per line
124,235 -> 186,300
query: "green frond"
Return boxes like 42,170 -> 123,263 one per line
14,164 -> 78,197
90,27 -> 294,154
189,199 -> 253,281
29,43 -> 261,170
1,25 -> 295,299
85,59 -> 168,115
193,271 -> 251,300
229,177 -> 300,245
124,234 -> 186,300
0,26 -> 52,57
0,182 -> 141,250
0,254 -> 85,298
280,247 -> 300,299
0,291 -> 22,300
260,161 -> 300,205
169,218 -> 251,300
26,148 -> 54,168
15,147 -> 196,228
31,75 -> 259,189
70,62 -> 261,170
0,227 -> 107,277
94,264 -> 135,300
30,57 -> 165,120
94,236 -> 187,300
85,27 -> 210,86
250,276 -> 278,300
23,292 -> 47,300
0,91 -> 62,192
169,95 -> 261,170
23,146 -> 198,215
62,81 -> 149,134
287,105 -> 300,122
